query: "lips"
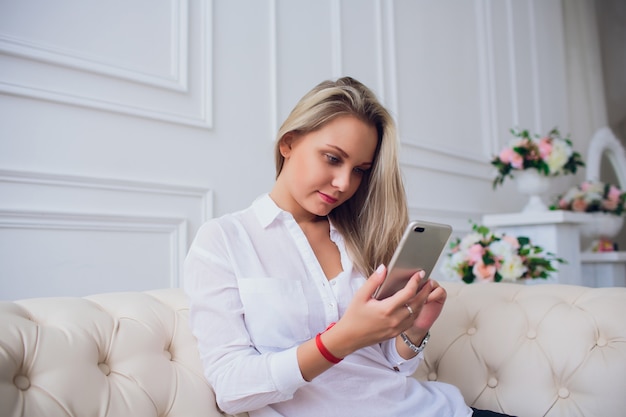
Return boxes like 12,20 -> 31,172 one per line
318,192 -> 338,204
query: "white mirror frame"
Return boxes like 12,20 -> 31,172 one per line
585,127 -> 626,188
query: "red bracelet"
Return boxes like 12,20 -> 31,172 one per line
315,322 -> 343,364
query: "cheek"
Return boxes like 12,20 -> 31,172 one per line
287,155 -> 323,186
348,175 -> 365,195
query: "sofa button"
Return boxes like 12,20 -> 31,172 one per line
164,350 -> 172,360
487,377 -> 498,388
597,337 -> 607,347
428,372 -> 437,381
558,387 -> 570,398
14,375 -> 30,390
98,363 -> 111,376
526,330 -> 537,339
467,327 -> 476,335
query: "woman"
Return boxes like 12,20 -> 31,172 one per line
184,77 -> 512,417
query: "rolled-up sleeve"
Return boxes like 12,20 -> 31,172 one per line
380,338 -> 423,375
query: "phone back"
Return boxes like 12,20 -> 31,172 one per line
373,220 -> 452,299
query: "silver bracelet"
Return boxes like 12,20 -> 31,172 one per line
400,331 -> 430,354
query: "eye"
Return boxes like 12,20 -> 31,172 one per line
353,167 -> 368,176
324,153 -> 341,165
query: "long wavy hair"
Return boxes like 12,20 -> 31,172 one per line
274,77 -> 408,276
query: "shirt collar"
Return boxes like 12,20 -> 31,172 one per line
252,193 -> 288,228
252,194 -> 340,235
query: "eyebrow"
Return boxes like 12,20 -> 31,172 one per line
327,144 -> 373,167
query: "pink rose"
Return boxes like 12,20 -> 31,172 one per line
602,199 -> 618,211
538,138 -> 552,159
472,260 -> 496,283
608,185 -> 622,201
501,235 -> 520,249
510,153 -> 524,169
559,198 -> 569,209
467,244 -> 484,265
580,181 -> 592,192
499,148 -> 524,169
499,148 -> 515,163
571,198 -> 588,212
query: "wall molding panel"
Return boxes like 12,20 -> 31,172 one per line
0,169 -> 213,226
393,0 -> 496,175
0,0 -> 212,128
0,210 -> 187,299
0,169 -> 213,299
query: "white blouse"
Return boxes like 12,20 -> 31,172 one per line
184,194 -> 472,417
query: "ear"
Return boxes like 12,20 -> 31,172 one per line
279,133 -> 295,158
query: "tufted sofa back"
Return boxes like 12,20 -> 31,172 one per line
416,282 -> 626,417
0,289 -> 223,417
1,282 -> 625,417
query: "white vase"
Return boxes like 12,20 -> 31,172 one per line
514,169 -> 551,212
580,212 -> 624,240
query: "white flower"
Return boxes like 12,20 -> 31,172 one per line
441,255 -> 462,279
458,232 -> 483,251
440,222 -> 563,283
585,181 -> 605,194
584,191 -> 604,204
562,187 -> 585,202
546,138 -> 573,174
488,239 -> 516,260
499,255 -> 527,281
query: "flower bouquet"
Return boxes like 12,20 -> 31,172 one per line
551,180 -> 626,251
551,180 -> 626,215
440,222 -> 565,283
491,127 -> 585,189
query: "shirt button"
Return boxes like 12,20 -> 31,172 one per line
329,303 -> 335,308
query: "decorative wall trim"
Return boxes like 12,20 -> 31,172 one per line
505,0 -> 519,126
0,0 -> 212,129
381,0 -> 399,117
0,210 -> 187,288
476,0 -> 499,158
0,169 -> 214,223
528,0 -> 542,131
0,11 -> 188,92
394,0 -> 496,181
197,0 -> 214,129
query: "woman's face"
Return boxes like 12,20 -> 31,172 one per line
275,115 -> 378,221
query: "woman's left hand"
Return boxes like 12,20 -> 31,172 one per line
409,280 -> 446,332
396,279 -> 446,357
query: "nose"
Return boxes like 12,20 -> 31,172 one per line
331,168 -> 352,192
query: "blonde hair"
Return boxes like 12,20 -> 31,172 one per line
274,77 -> 408,276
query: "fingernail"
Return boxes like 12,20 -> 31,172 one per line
419,270 -> 426,279
376,264 -> 385,275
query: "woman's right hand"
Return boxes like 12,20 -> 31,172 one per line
320,265 -> 432,358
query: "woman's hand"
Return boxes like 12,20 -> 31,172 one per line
395,279 -> 446,359
407,279 -> 446,333
298,266 -> 445,380
321,265 -> 434,358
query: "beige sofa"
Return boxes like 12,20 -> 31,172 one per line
1,282 -> 625,417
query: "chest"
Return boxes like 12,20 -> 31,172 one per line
300,222 -> 342,279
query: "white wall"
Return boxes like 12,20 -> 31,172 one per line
0,0 -> 607,300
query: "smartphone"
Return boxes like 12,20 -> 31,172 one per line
372,220 -> 453,300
